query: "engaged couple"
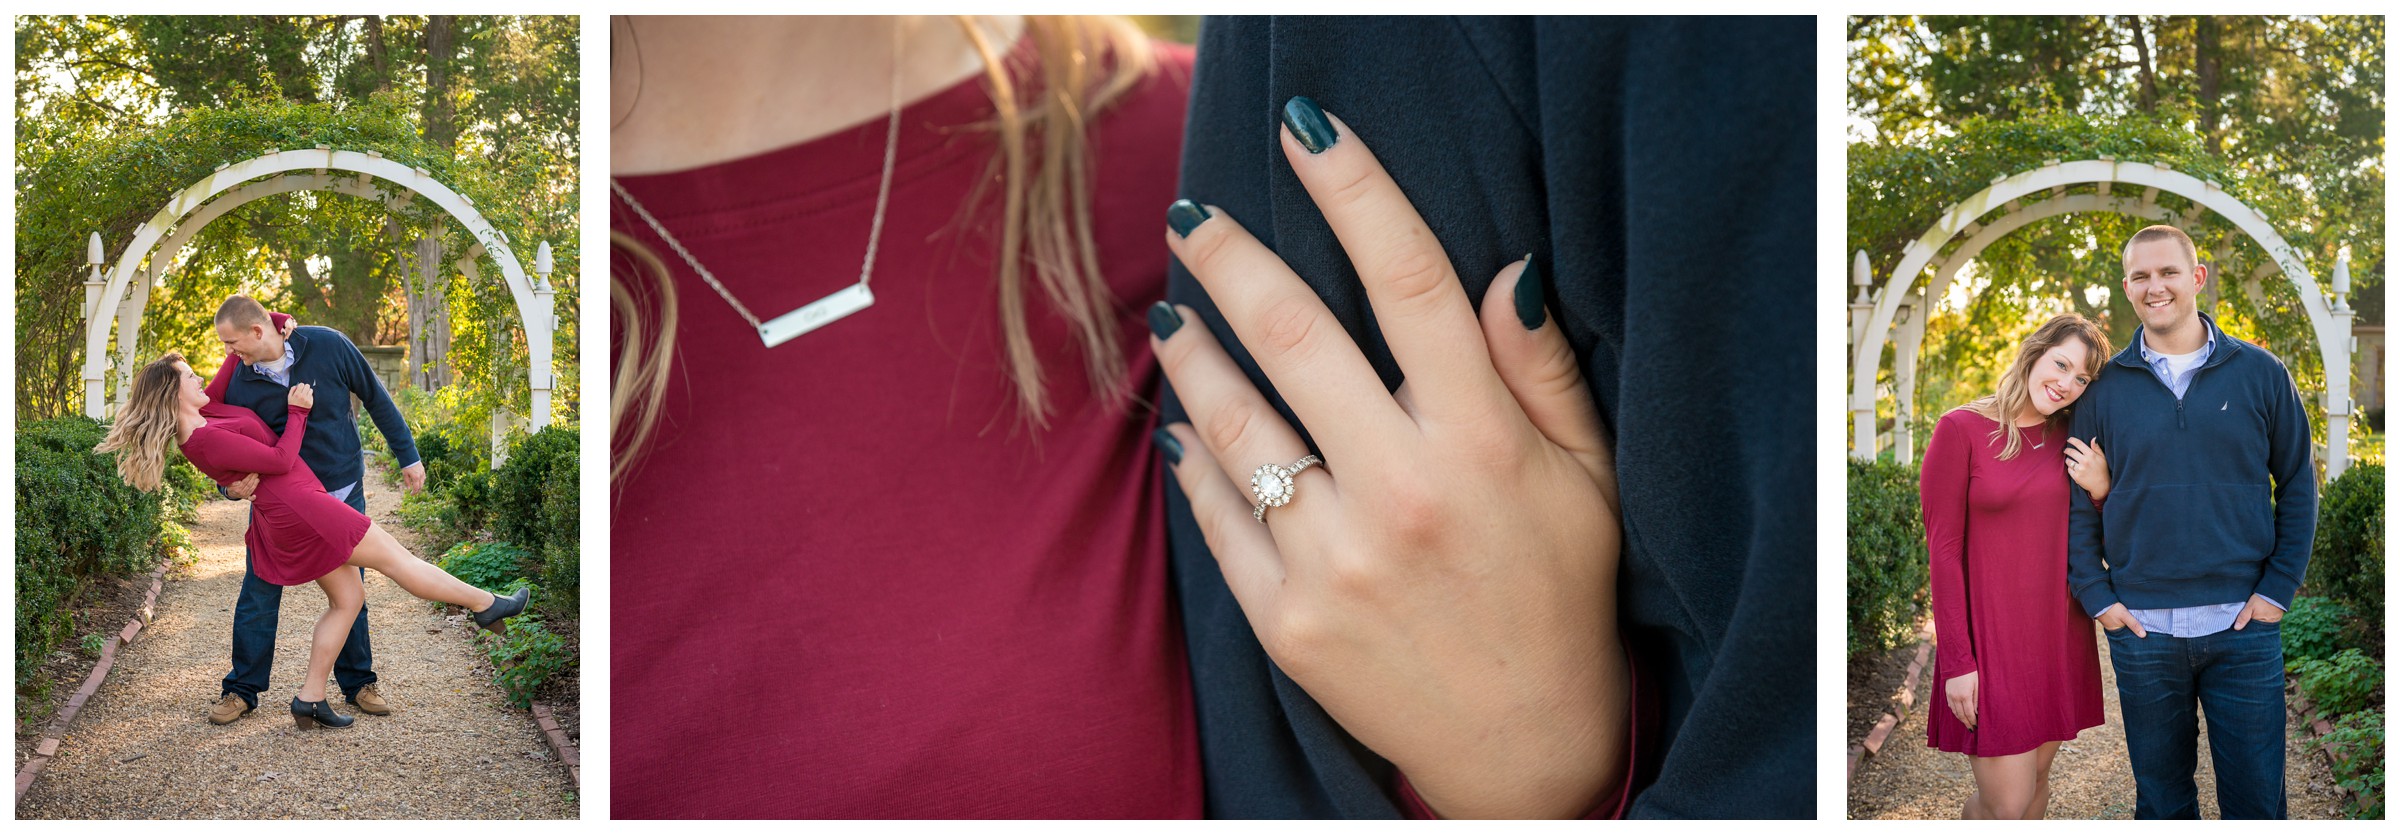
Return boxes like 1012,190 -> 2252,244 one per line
1921,225 -> 2317,820
97,295 -> 532,731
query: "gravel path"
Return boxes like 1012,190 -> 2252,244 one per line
1849,626 -> 2341,819
16,469 -> 576,819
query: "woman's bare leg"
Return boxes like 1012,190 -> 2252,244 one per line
2026,740 -> 2061,819
300,568 -> 364,703
1963,748 -> 2045,820
345,522 -> 498,612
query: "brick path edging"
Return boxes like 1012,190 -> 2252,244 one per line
530,702 -> 580,787
15,563 -> 168,801
1848,627 -> 1934,781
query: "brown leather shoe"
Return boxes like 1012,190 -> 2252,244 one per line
348,683 -> 392,716
209,693 -> 252,725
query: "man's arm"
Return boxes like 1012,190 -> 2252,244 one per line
325,329 -> 421,472
2065,398 -> 2117,617
2255,365 -> 2317,607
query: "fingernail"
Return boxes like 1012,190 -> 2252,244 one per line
1147,301 -> 1182,340
1281,96 -> 1339,154
1152,428 -> 1183,465
1514,253 -> 1548,330
1167,199 -> 1211,238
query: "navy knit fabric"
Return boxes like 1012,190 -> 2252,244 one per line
1159,16 -> 1814,819
2065,313 -> 2318,617
215,326 -> 420,491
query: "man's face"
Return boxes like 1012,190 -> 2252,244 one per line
215,319 -> 278,364
2121,238 -> 2208,333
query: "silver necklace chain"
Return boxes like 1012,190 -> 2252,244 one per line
610,21 -> 904,335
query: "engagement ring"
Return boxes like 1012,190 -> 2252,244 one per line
1251,455 -> 1323,523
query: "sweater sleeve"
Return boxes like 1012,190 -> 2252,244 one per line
1920,413 -> 1976,678
332,330 -> 420,469
2254,362 -> 2318,606
191,406 -> 312,476
2065,399 -> 2116,616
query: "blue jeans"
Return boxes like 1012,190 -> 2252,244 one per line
2104,621 -> 2287,819
221,489 -> 376,708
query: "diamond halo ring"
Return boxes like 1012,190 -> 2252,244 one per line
1250,455 -> 1323,523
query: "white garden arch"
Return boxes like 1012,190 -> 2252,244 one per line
78,146 -> 557,453
1846,158 -> 2360,478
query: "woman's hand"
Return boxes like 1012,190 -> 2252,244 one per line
1153,97 -> 1624,820
2064,436 -> 2109,501
287,383 -> 316,410
1946,671 -> 1979,730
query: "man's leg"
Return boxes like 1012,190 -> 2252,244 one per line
2196,622 -> 2289,819
332,489 -> 378,701
2106,627 -> 2202,819
223,542 -> 284,709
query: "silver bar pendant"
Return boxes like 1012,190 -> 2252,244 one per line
758,283 -> 875,347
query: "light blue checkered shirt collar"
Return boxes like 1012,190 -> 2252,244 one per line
2135,319 -> 2214,399
248,335 -> 301,386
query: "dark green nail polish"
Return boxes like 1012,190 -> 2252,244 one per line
1147,301 -> 1182,340
1514,253 -> 1548,330
1281,96 -> 1339,154
1167,199 -> 1211,238
1152,428 -> 1184,465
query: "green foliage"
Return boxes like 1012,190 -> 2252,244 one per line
481,613 -> 568,709
14,417 -> 199,686
2307,464 -> 2384,647
436,540 -> 532,592
490,425 -> 578,619
2283,596 -> 2358,671
2319,708 -> 2386,820
1849,459 -> 1930,657
2293,649 -> 2385,718
79,633 -> 108,659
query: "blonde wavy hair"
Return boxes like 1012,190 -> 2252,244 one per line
1954,314 -> 2113,460
95,353 -> 192,493
613,16 -> 1157,482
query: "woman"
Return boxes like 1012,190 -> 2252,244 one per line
96,341 -> 531,731
610,16 -> 1628,817
1921,313 -> 2116,819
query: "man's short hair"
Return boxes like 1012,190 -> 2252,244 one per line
2122,225 -> 2199,271
214,295 -> 270,330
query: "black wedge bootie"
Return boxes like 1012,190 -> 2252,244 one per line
290,696 -> 354,730
473,587 -> 532,634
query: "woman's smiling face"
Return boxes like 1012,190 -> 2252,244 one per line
2025,339 -> 2094,417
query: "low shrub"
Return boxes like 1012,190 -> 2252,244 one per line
482,613 -> 569,709
1849,459 -> 1928,658
2293,648 -> 2385,718
491,426 -> 578,619
2305,464 -> 2383,646
2282,596 -> 2356,671
15,417 -> 199,686
2319,708 -> 2385,820
437,541 -> 534,592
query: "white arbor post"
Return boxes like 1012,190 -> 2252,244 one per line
2326,246 -> 2355,480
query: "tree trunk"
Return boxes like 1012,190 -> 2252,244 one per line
423,16 -> 459,151
2127,15 -> 2157,112
2196,16 -> 2223,155
363,16 -> 392,92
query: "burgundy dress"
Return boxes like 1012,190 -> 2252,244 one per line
180,350 -> 370,586
1921,409 -> 2104,757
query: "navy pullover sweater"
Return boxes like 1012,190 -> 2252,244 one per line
216,326 -> 420,493
2066,312 -> 2317,617
1161,16 -> 1813,819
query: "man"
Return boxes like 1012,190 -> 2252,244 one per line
2067,225 -> 2316,819
206,296 -> 425,725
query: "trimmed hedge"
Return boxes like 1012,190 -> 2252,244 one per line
1849,459 -> 1929,658
2306,464 -> 2383,650
15,417 -> 205,686
491,425 -> 578,619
